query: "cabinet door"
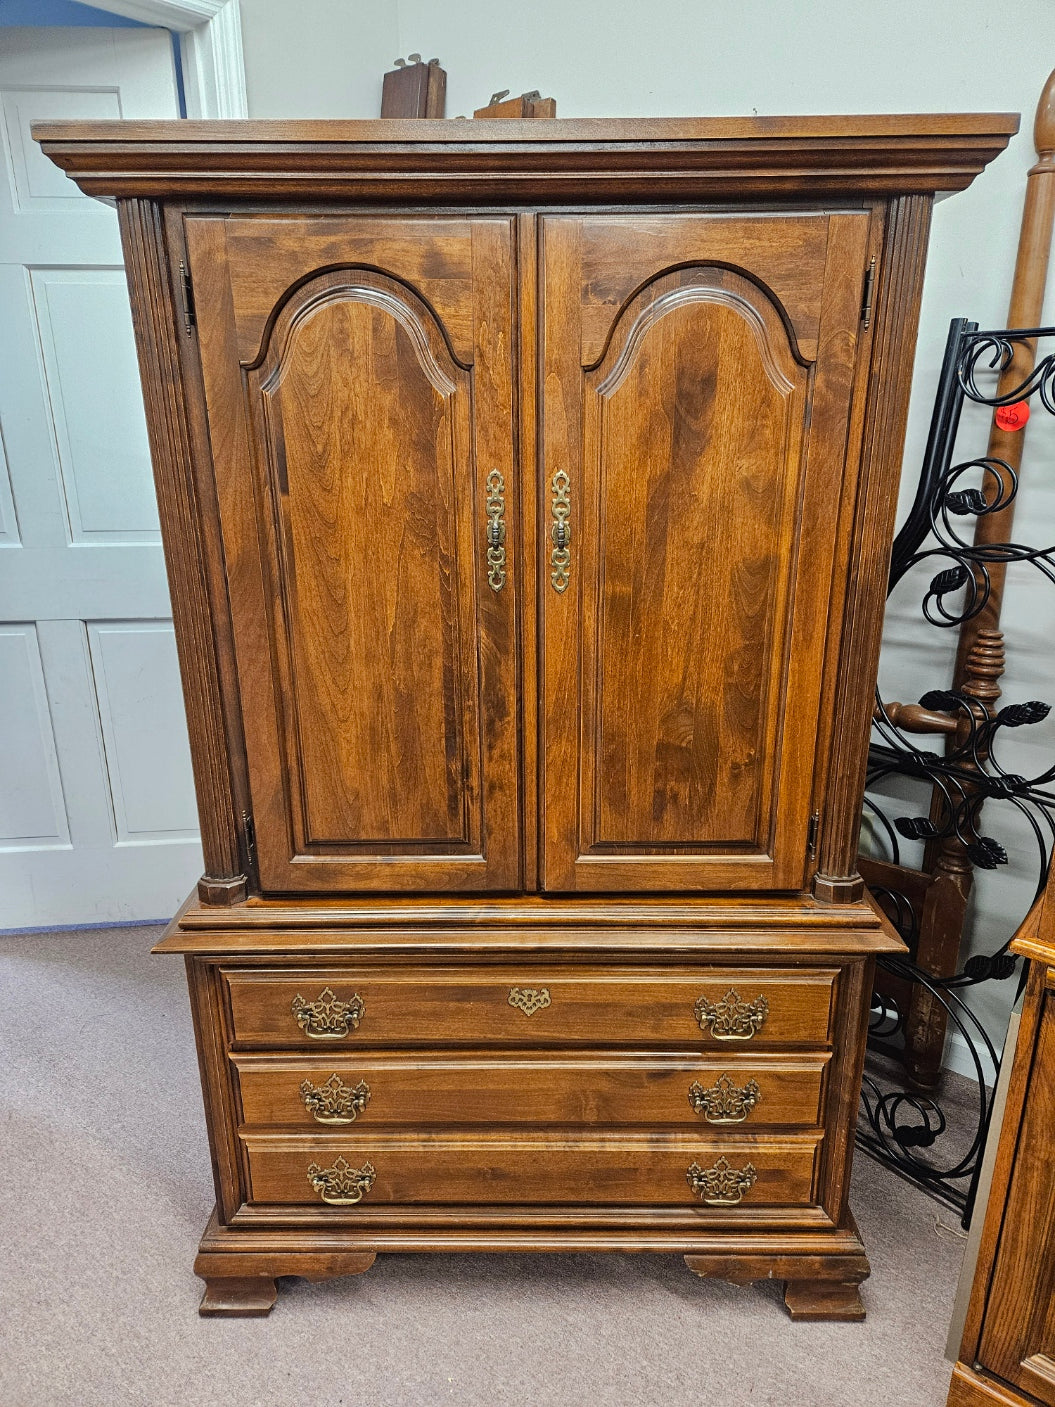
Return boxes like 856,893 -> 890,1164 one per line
187,216 -> 519,892
540,213 -> 871,891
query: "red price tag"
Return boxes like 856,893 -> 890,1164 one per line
995,400 -> 1030,432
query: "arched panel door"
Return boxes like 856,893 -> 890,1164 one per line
187,216 -> 519,892
540,213 -> 871,892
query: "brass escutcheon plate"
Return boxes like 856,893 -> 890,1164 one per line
508,986 -> 551,1017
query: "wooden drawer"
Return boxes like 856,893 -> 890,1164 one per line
233,1050 -> 829,1128
222,964 -> 838,1048
243,1131 -> 822,1207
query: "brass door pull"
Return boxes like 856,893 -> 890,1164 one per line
688,1073 -> 762,1124
299,1073 -> 371,1124
306,1155 -> 376,1205
686,1155 -> 757,1206
550,468 -> 571,592
693,987 -> 769,1040
508,986 -> 551,1016
485,468 -> 507,591
291,986 -> 365,1039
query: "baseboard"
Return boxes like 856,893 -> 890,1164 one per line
0,916 -> 170,937
943,1028 -> 1001,1084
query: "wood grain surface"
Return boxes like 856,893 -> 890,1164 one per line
540,213 -> 868,890
222,963 -> 837,1048
33,114 -> 1012,1318
233,1049 -> 830,1128
243,1129 -> 822,1206
189,214 -> 520,891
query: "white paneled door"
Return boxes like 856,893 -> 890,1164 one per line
0,28 -> 202,927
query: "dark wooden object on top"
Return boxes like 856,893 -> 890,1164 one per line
473,89 -> 556,118
947,886 -> 1055,1406
862,69 -> 1055,1089
380,56 -> 446,118
35,113 -> 1014,1318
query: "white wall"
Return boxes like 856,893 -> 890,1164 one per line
239,0 -> 394,119
237,0 -> 1055,1060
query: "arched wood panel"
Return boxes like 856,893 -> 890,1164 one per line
586,269 -> 806,855
541,213 -> 870,892
189,215 -> 520,892
252,272 -> 474,851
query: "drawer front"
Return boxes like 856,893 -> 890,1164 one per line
234,1051 -> 829,1128
222,965 -> 838,1048
243,1131 -> 822,1207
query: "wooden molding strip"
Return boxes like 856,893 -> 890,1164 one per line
118,198 -> 246,898
815,194 -> 934,890
35,114 -> 1017,201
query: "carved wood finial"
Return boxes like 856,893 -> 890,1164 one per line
1034,67 -> 1055,159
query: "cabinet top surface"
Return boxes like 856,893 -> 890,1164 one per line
34,113 -> 1018,201
32,113 -> 1019,142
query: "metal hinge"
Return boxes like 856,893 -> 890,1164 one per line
807,810 -> 820,860
178,259 -> 196,334
860,256 -> 877,329
241,809 -> 257,868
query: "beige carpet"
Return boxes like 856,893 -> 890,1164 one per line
0,925 -> 966,1407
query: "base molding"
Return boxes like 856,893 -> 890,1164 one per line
685,1228 -> 869,1321
194,1227 -> 377,1317
193,1208 -> 870,1319
947,1364 -> 1032,1407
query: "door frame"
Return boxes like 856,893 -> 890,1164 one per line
74,0 -> 247,118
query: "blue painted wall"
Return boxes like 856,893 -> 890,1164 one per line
0,0 -> 147,25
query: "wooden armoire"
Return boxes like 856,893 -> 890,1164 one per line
948,890 -> 1055,1407
37,116 -> 1015,1319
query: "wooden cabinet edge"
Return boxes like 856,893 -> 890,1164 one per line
947,1364 -> 1035,1407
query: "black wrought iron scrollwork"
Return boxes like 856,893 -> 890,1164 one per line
859,316 -> 1055,1222
870,686 -> 1054,895
958,331 -> 1055,413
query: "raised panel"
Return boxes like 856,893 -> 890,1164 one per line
541,212 -> 871,892
1,84 -> 121,211
189,213 -> 520,892
587,270 -> 805,854
29,267 -> 159,543
222,216 -> 477,367
0,622 -> 69,849
86,621 -> 198,842
577,213 -> 831,365
253,271 -> 476,850
0,422 -> 20,546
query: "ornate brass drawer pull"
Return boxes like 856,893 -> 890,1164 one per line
291,986 -> 365,1039
688,1073 -> 762,1124
550,468 -> 571,593
306,1155 -> 376,1206
508,986 -> 551,1017
485,468 -> 507,592
694,988 -> 769,1041
299,1073 -> 371,1125
686,1155 -> 758,1206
